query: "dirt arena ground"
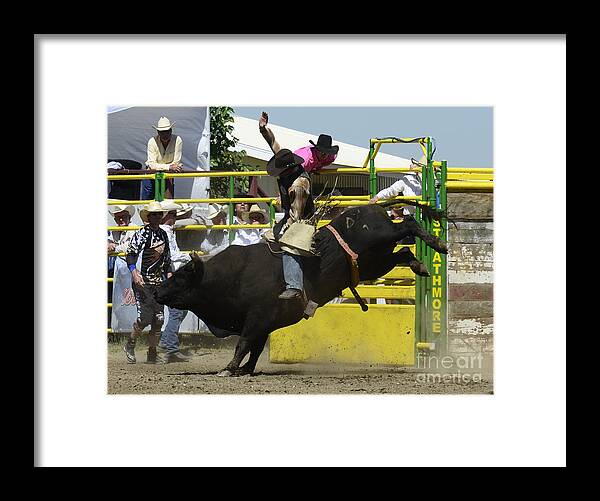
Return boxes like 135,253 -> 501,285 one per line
107,336 -> 493,395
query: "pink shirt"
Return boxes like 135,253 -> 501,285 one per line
294,146 -> 337,174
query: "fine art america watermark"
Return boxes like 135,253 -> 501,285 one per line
416,353 -> 485,384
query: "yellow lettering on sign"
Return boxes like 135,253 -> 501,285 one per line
433,227 -> 441,236
433,311 -> 440,321
433,323 -> 441,333
433,263 -> 441,274
432,299 -> 442,310
433,287 -> 442,298
433,275 -> 442,286
433,252 -> 441,263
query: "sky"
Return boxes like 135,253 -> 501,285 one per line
233,106 -> 493,168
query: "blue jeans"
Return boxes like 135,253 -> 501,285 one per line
282,253 -> 303,291
141,179 -> 155,200
159,307 -> 189,353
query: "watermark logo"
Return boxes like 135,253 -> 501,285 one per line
416,353 -> 484,384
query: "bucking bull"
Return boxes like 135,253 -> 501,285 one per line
155,201 -> 448,376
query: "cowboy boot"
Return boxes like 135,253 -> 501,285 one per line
146,330 -> 165,364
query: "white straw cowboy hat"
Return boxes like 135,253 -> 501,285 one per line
140,201 -> 168,223
153,116 -> 175,131
206,203 -> 226,220
175,203 -> 193,219
107,204 -> 135,218
159,200 -> 193,219
241,204 -> 268,223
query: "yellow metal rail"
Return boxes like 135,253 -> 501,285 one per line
107,174 -> 155,181
446,173 -> 493,181
109,250 -> 207,257
107,224 -> 271,231
446,181 -> 493,191
107,197 -> 277,205
164,171 -> 268,178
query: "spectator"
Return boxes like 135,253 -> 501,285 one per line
107,204 -> 136,327
230,193 -> 254,244
369,168 -> 422,244
231,204 -> 268,246
123,201 -> 171,364
156,200 -> 193,363
259,111 -> 339,174
368,168 -> 422,214
107,159 -> 143,200
141,116 -> 184,200
107,204 -> 136,276
266,149 -> 315,300
199,203 -> 230,257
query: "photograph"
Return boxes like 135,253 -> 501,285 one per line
106,106 -> 494,395
36,35 -> 565,467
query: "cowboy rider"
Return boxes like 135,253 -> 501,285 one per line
267,149 -> 316,300
259,111 -> 339,174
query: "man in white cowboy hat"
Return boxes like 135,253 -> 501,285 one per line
141,116 -> 184,200
107,204 -> 136,328
107,204 -> 136,257
123,201 -> 172,364
266,148 -> 316,300
231,203 -> 268,246
199,203 -> 230,257
154,200 -> 195,363
259,111 -> 339,174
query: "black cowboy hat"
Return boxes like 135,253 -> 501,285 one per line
309,134 -> 339,156
266,149 -> 305,177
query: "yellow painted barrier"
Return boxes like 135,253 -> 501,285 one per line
340,285 -> 415,300
269,303 -> 415,365
381,267 -> 415,280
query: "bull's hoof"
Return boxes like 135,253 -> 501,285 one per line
217,369 -> 233,377
410,261 -> 430,277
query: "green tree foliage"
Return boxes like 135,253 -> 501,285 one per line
209,107 -> 256,197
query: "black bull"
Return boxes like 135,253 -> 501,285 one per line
155,203 -> 448,376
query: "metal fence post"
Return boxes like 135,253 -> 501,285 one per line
228,175 -> 235,243
154,172 -> 165,202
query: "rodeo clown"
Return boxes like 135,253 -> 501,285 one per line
123,201 -> 172,364
265,149 -> 316,300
